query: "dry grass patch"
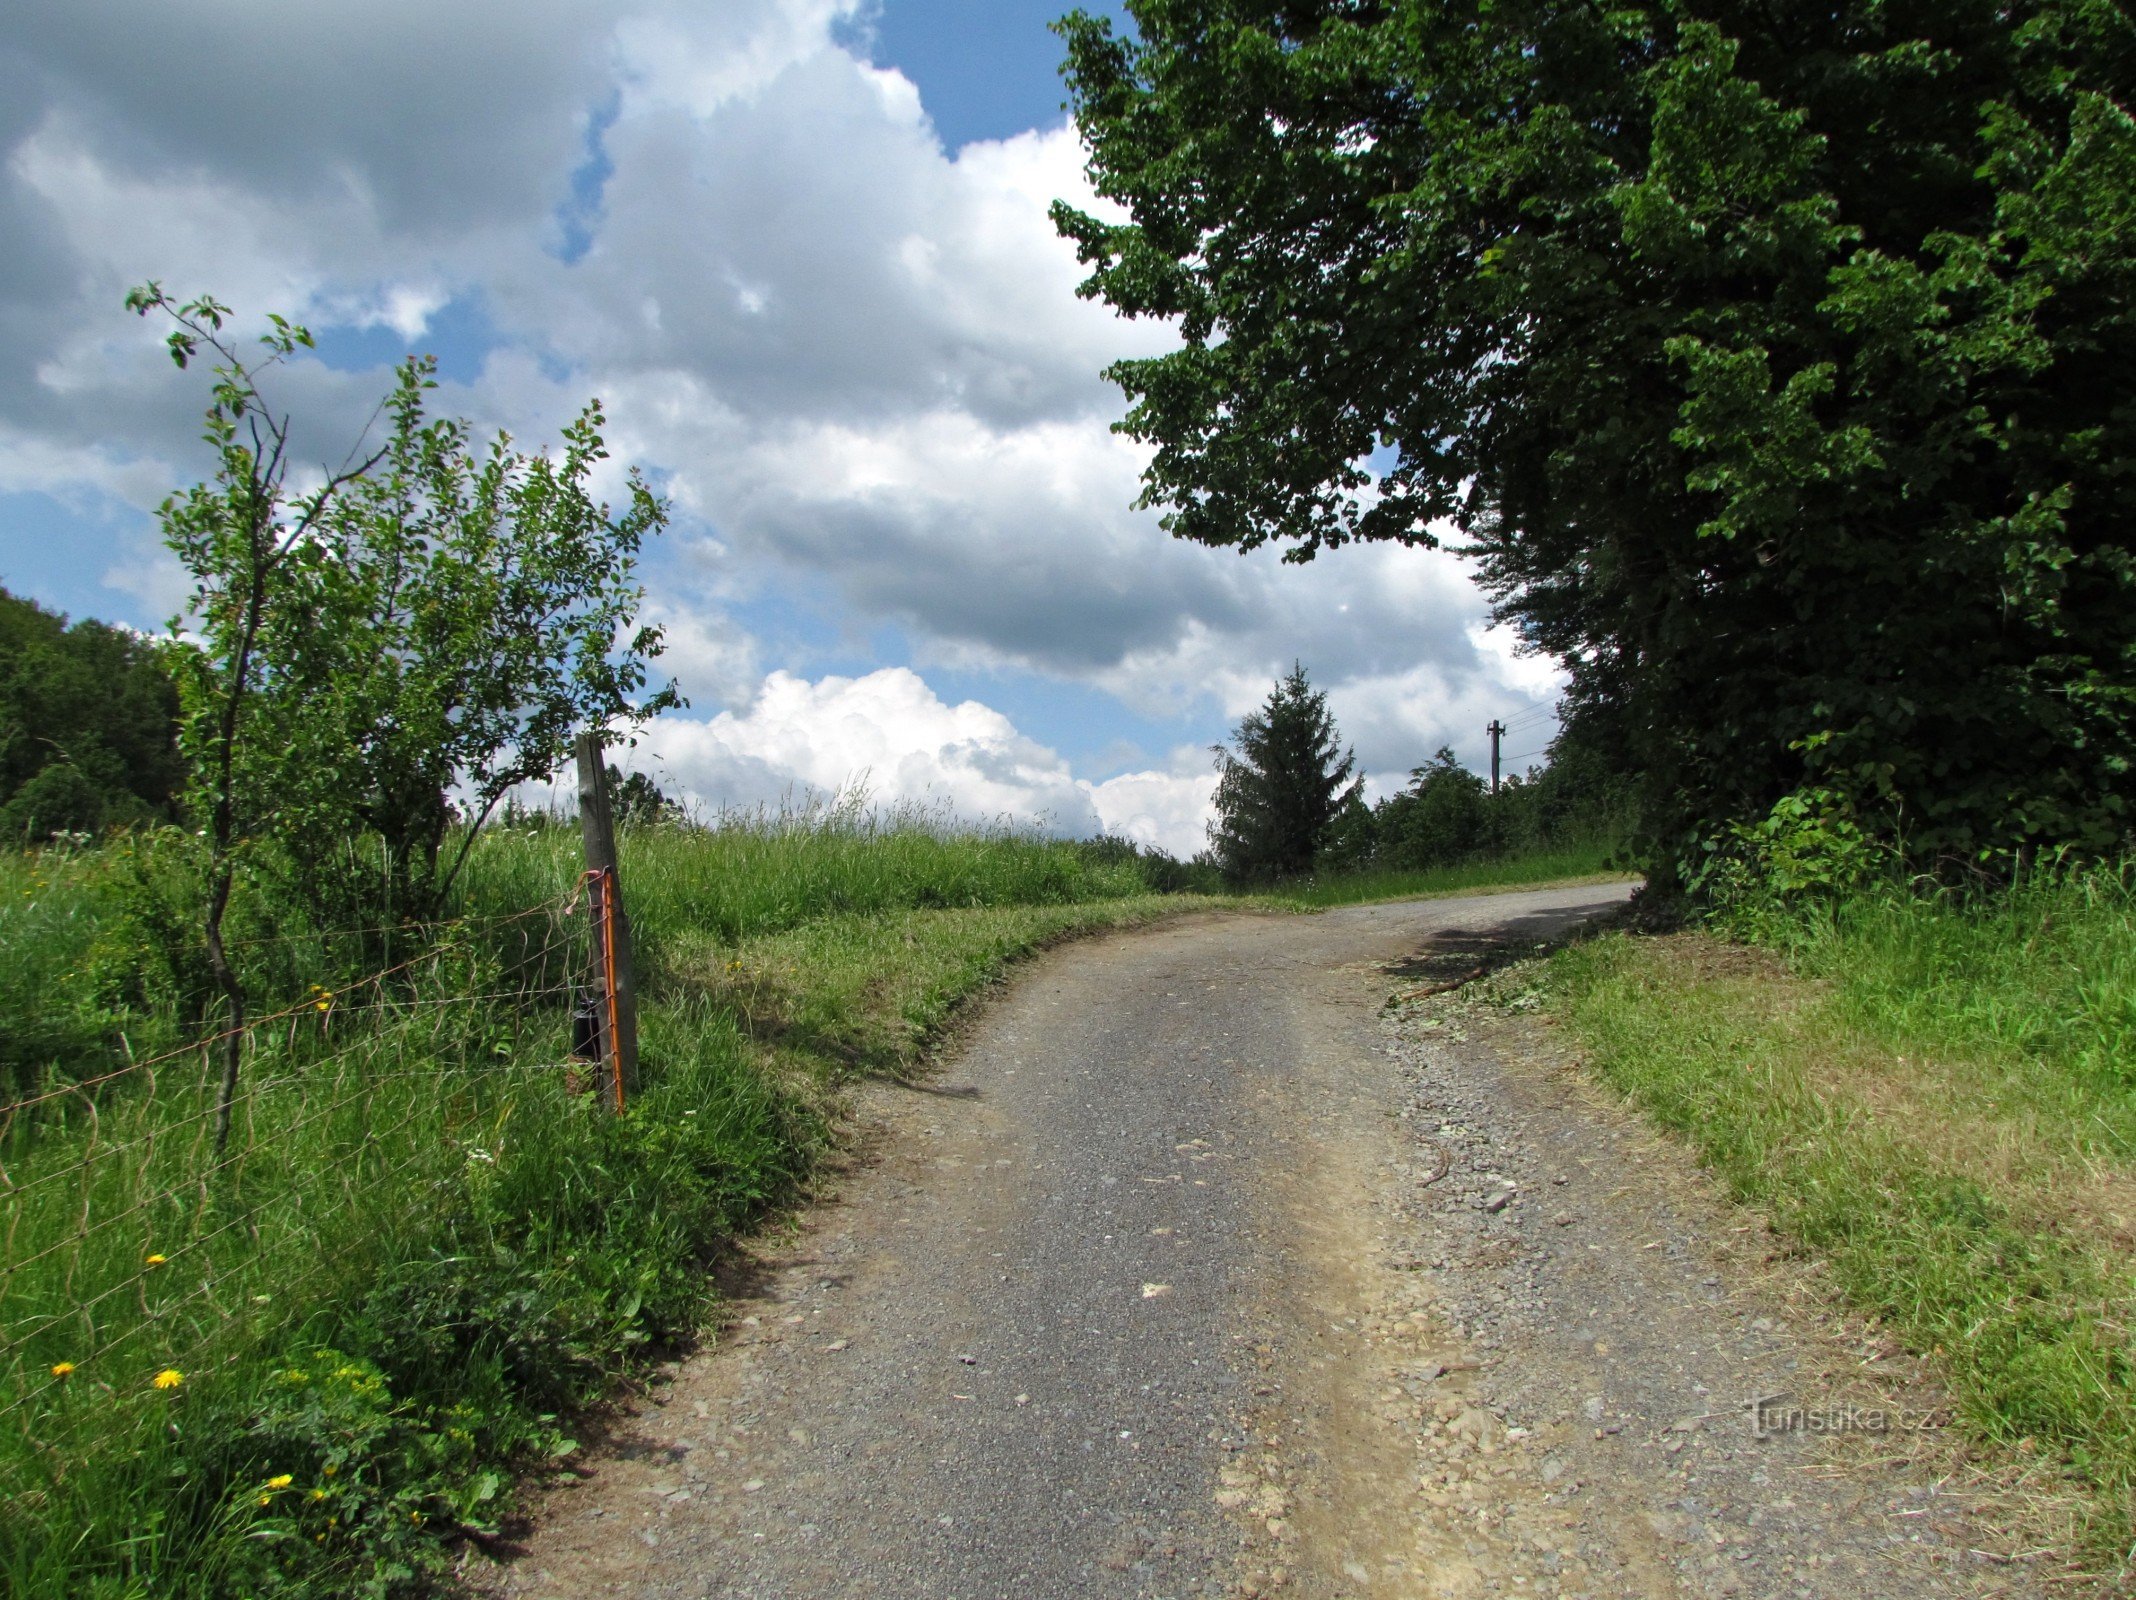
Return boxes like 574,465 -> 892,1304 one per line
1552,922 -> 2136,1581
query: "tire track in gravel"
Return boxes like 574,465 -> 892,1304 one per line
1223,927 -> 2045,1600
470,885 -> 2046,1600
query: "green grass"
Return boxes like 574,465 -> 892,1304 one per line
3,989 -> 811,1599
1794,868 -> 2136,1135
1547,862 -> 2136,1567
1269,840 -> 1629,908
465,808 -> 1156,954
0,814 -> 1196,1599
0,807 -> 1613,1596
0,846 -> 157,1094
679,897 -> 1214,1080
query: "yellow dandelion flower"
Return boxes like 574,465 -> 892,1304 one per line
309,1488 -> 328,1502
49,1361 -> 75,1380
152,1368 -> 183,1390
315,1000 -> 331,1012
144,1253 -> 167,1269
256,1494 -> 272,1507
266,1474 -> 293,1490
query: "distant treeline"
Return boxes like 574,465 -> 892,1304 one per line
1319,732 -> 1628,878
0,583 -> 1620,894
1192,663 -> 1627,887
0,586 -> 182,841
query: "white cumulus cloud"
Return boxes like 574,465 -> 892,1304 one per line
1085,763 -> 1219,859
0,0 -> 1564,838
641,667 -> 1099,833
623,667 -> 1223,858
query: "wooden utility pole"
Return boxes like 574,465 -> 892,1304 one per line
574,732 -> 639,1103
1488,719 -> 1507,794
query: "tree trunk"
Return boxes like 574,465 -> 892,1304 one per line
204,863 -> 246,1157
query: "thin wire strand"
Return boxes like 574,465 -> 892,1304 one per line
0,1045 -> 559,1331
211,905 -> 580,950
0,1015 -> 578,1213
0,898 -> 574,1119
0,884 -> 598,1413
1,1130 -> 469,1420
3,1122 -> 458,1359
0,1055 -> 560,1283
1497,706 -> 1557,735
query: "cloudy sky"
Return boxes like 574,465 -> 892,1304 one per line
0,0 -> 1561,856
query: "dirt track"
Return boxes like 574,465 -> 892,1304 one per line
471,886 -> 2042,1599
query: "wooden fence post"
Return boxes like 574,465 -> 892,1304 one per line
574,732 -> 640,1104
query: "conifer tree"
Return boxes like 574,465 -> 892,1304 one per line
1208,664 -> 1361,881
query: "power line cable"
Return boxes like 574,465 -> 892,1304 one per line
1499,704 -> 1558,731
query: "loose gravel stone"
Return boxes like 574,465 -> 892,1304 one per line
469,888 -> 2041,1600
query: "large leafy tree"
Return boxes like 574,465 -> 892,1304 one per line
1056,0 -> 2136,871
0,587 -> 182,840
1209,662 -> 1361,879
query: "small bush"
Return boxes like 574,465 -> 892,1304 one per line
1683,787 -> 1886,943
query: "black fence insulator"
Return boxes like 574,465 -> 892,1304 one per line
570,988 -> 603,1062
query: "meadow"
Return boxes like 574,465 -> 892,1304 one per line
0,798 -> 1631,1598
0,813 -> 1191,1598
1267,840 -> 1624,909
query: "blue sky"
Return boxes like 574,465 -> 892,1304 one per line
875,0 -> 1144,149
0,0 -> 1556,851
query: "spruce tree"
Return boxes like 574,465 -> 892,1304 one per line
1208,664 -> 1361,881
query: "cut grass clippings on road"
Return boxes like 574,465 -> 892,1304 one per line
1547,868 -> 2136,1574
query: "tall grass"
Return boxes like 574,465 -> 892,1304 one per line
463,806 -> 1154,966
1797,865 -> 2136,1137
1,917 -> 813,1598
0,808 -> 1181,1598
0,847 -> 150,1096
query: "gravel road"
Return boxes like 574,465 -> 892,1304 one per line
473,886 -> 2045,1600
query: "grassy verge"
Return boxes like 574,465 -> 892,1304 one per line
1547,866 -> 2136,1566
1272,841 -> 1631,908
0,820 -> 1205,1599
2,812 -> 1612,1595
678,898 -> 1219,1081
